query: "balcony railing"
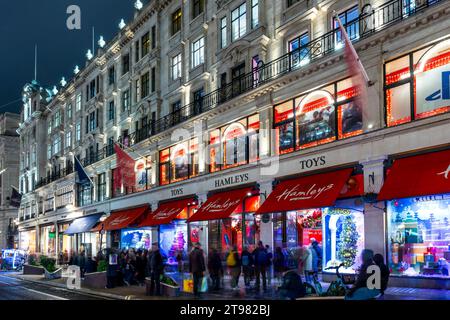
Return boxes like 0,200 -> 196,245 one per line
32,0 -> 442,190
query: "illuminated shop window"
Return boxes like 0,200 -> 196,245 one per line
272,199 -> 365,273
274,77 -> 362,155
385,39 -> 450,127
159,138 -> 199,185
387,195 -> 450,278
208,114 -> 260,173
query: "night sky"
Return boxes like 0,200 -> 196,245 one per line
0,0 -> 136,114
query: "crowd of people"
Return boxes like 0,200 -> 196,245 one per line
67,238 -> 389,300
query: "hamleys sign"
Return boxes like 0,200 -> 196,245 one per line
200,198 -> 241,213
275,183 -> 335,202
153,208 -> 180,220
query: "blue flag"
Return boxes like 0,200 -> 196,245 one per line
74,157 -> 92,185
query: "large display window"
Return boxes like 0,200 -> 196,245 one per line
40,225 -> 56,257
207,195 -> 261,258
271,199 -> 365,274
120,228 -> 152,250
385,39 -> 450,127
274,77 -> 362,155
387,195 -> 450,278
159,138 -> 199,185
209,114 -> 260,172
19,229 -> 36,253
159,221 -> 189,266
58,223 -> 72,264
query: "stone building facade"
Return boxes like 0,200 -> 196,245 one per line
17,0 -> 450,288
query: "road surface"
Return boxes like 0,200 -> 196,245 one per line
0,273 -> 112,300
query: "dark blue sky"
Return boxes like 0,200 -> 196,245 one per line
0,0 -> 136,114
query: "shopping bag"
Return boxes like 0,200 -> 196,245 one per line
182,274 -> 194,293
200,276 -> 208,293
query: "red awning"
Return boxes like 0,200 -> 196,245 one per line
255,168 -> 353,214
188,187 -> 253,222
139,198 -> 195,227
378,149 -> 450,201
101,205 -> 149,231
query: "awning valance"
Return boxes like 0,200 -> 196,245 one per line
378,149 -> 450,201
255,168 -> 353,214
139,198 -> 195,227
100,205 -> 149,231
188,187 -> 253,222
64,213 -> 103,235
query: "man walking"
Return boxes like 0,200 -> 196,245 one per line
189,242 -> 206,297
253,241 -> 269,291
148,242 -> 164,296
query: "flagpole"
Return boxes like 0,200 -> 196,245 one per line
334,12 -> 371,85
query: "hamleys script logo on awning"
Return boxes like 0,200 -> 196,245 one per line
437,164 -> 450,179
154,208 -> 180,219
276,183 -> 335,202
110,216 -> 130,226
202,198 -> 241,213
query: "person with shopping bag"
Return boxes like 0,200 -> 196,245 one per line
189,242 -> 206,298
226,245 -> 241,290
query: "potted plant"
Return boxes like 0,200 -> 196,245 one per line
23,254 -> 45,275
40,255 -> 62,280
160,274 -> 180,297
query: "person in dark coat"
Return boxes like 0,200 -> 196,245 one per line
241,247 -> 254,287
279,269 -> 305,300
148,243 -> 164,296
78,251 -> 86,278
373,253 -> 390,295
252,241 -> 269,291
346,249 -> 381,300
135,250 -> 146,286
189,242 -> 206,297
273,247 -> 285,284
207,248 -> 223,291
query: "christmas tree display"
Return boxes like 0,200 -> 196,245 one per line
167,230 -> 186,264
337,215 -> 359,268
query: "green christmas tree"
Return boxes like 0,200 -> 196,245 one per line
337,215 -> 359,268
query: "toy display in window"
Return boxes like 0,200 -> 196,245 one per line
298,105 -> 335,145
341,101 -> 362,135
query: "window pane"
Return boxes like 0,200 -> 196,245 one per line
276,122 -> 294,155
295,90 -> 336,149
274,100 -> 294,123
385,55 -> 411,85
386,83 -> 411,127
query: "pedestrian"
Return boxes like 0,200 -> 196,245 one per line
310,239 -> 322,273
345,249 -> 381,300
241,247 -> 253,288
297,245 -> 310,277
273,247 -> 285,284
189,242 -> 206,298
207,248 -> 223,291
265,245 -> 273,286
304,245 -> 314,283
176,250 -> 183,273
373,253 -> 390,295
123,256 -> 136,286
106,249 -> 119,289
135,250 -> 146,286
148,242 -> 164,296
78,250 -> 86,278
253,241 -> 269,291
226,245 -> 241,290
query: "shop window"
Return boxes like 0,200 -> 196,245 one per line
271,199 -> 364,273
336,78 -> 363,139
159,221 -> 188,267
387,195 -> 450,278
121,228 -> 152,251
135,157 -> 151,192
385,39 -> 450,127
159,138 -> 199,185
208,114 -> 260,172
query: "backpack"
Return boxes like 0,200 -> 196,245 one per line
242,254 -> 250,266
226,251 -> 237,267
